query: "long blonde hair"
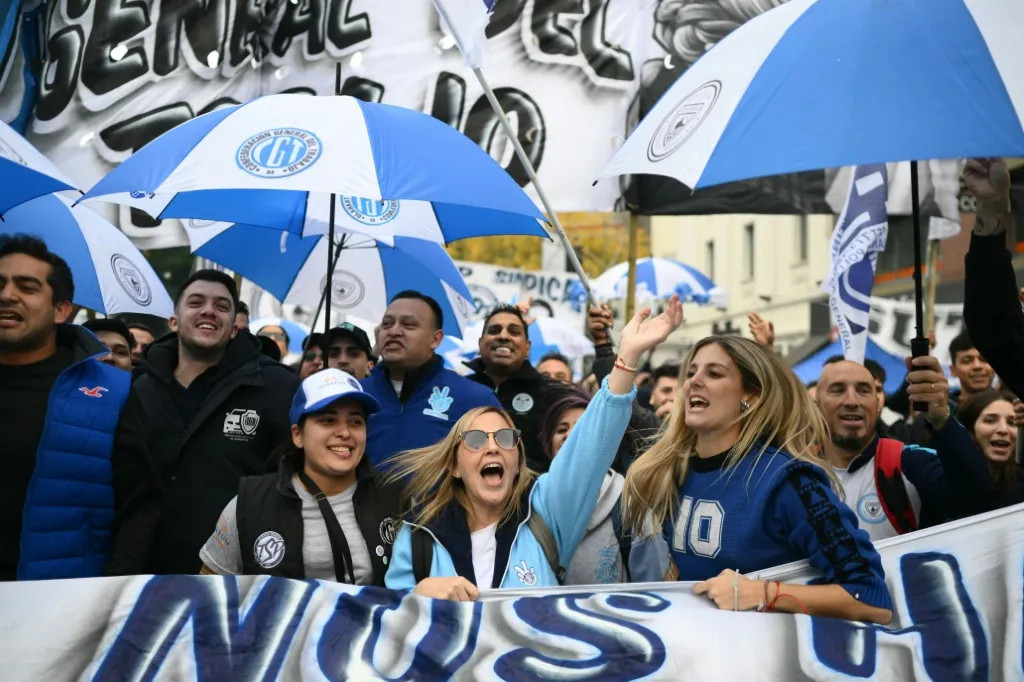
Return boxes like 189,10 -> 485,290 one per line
387,406 -> 536,527
622,335 -> 833,535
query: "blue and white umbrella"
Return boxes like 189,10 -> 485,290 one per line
602,0 -> 1024,188
79,94 -> 549,246
0,120 -> 78,216
1,194 -> 173,316
190,223 -> 475,338
592,258 -> 726,307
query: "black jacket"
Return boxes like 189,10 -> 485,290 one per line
964,232 -> 1024,399
107,332 -> 298,575
237,454 -> 403,586
465,358 -> 556,472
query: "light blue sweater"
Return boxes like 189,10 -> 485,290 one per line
386,380 -> 636,590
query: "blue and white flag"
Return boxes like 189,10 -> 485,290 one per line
821,164 -> 888,365
431,0 -> 498,69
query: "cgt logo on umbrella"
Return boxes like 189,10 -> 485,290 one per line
647,81 -> 721,163
110,254 -> 152,306
341,196 -> 400,226
237,129 -> 322,178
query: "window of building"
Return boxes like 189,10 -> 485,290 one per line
743,223 -> 755,280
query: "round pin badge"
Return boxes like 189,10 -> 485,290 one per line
512,392 -> 534,413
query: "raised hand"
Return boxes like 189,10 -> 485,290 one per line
964,158 -> 1011,236
905,355 -> 950,428
618,295 -> 683,364
747,312 -> 775,348
588,303 -> 614,344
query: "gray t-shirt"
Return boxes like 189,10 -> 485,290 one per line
199,475 -> 373,584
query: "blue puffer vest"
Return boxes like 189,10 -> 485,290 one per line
17,325 -> 130,580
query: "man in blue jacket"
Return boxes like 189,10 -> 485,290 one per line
362,291 -> 500,470
0,235 -> 129,580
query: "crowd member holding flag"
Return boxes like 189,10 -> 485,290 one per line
621,336 -> 893,623
963,158 -> 1021,397
816,357 -> 992,542
384,298 -> 682,600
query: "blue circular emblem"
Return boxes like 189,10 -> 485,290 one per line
856,493 -> 886,524
340,196 -> 400,226
237,128 -> 322,178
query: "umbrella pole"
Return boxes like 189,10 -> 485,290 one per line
910,160 -> 929,411
325,195 -> 336,334
469,66 -> 596,306
313,232 -> 348,335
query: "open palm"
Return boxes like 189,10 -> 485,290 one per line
620,295 -> 684,357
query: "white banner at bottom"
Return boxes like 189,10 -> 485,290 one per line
1,504 -> 1021,681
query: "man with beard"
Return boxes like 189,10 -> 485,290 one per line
817,357 -> 992,541
361,291 -> 499,469
0,235 -> 130,580
107,270 -> 298,575
465,303 -> 556,472
127,323 -> 155,369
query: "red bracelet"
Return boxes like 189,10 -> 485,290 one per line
614,356 -> 638,373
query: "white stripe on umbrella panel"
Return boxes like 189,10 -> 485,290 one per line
284,239 -> 390,325
0,123 -> 76,186
302,195 -> 447,245
963,0 -> 1024,130
600,0 -> 817,187
153,96 -> 383,199
66,198 -> 174,316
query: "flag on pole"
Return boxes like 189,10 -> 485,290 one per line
431,0 -> 498,69
821,164 -> 889,365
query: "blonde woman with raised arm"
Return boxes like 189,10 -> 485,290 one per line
385,298 -> 683,600
622,336 -> 893,623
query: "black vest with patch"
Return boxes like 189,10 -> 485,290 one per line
236,457 -> 403,586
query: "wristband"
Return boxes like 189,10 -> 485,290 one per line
614,356 -> 638,373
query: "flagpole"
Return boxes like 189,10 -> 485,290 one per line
324,62 -> 344,335
469,66 -> 596,306
626,212 -> 639,320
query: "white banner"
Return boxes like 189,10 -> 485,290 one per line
870,297 -> 966,368
457,259 -> 586,329
8,0 -> 654,248
0,504 -> 1020,680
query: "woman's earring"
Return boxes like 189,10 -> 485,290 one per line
740,399 -> 750,413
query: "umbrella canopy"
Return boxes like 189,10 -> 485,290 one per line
0,121 -> 78,216
1,194 -> 173,316
792,337 -> 906,395
249,318 -> 310,355
592,257 -> 727,306
191,224 -> 475,338
601,0 -> 1024,189
79,95 -> 549,246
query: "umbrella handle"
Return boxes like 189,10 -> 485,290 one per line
909,336 -> 930,413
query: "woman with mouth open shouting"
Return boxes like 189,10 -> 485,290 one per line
621,336 -> 894,624
384,297 -> 684,600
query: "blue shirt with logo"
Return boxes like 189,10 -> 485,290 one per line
361,356 -> 501,470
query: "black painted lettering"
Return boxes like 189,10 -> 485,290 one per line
326,0 -> 370,52
580,0 -> 633,81
430,72 -> 466,129
81,0 -> 150,96
272,0 -> 327,58
339,76 -> 383,103
154,0 -> 228,76
464,88 -> 544,187
35,26 -> 84,121
530,0 -> 583,57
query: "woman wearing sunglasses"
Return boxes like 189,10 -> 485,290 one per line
385,298 -> 683,600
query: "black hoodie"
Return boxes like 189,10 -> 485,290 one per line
107,331 -> 298,575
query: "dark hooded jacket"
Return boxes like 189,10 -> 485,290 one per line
106,331 -> 298,575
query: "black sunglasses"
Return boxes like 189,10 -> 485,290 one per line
302,350 -> 322,363
461,428 -> 521,451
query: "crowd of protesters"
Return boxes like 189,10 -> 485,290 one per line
0,157 -> 1019,623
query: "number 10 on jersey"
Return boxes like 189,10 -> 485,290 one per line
673,497 -> 725,558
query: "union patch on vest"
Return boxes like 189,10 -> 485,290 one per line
254,531 -> 286,568
856,493 -> 887,524
224,408 -> 261,442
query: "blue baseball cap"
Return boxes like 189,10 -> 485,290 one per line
289,368 -> 381,425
